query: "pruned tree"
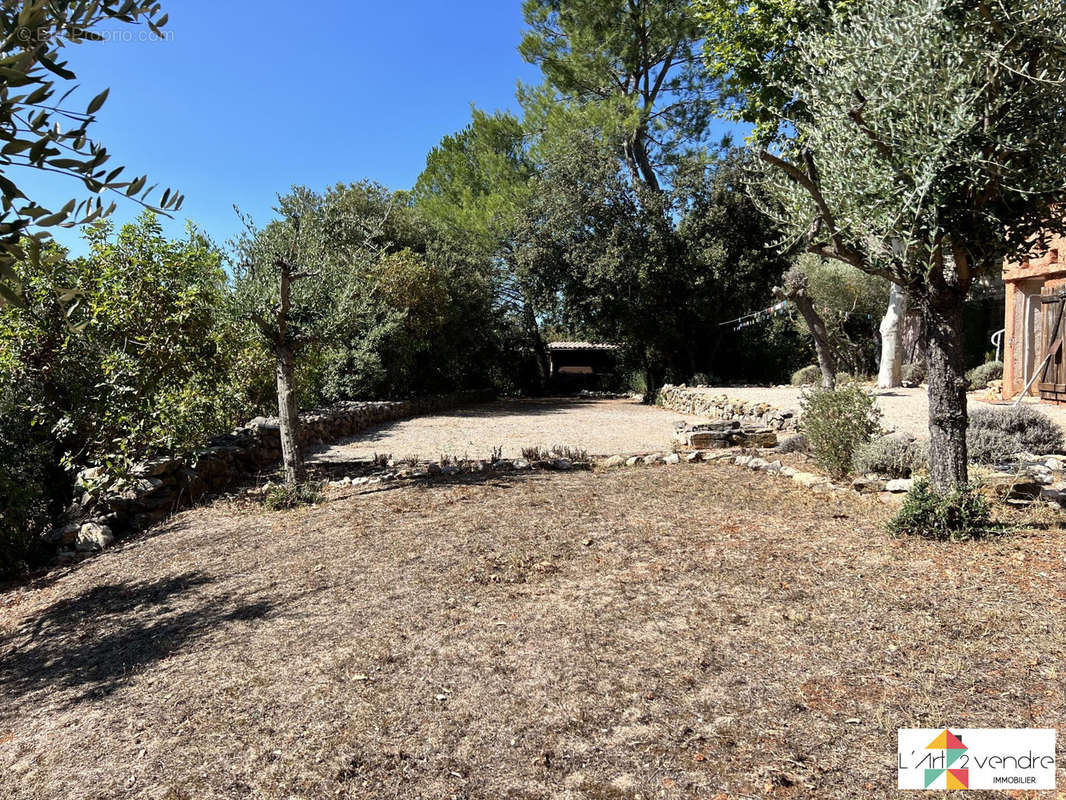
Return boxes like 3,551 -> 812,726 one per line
0,1 -> 183,306
744,0 -> 1066,493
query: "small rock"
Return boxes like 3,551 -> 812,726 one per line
625,456 -> 642,467
852,476 -> 887,494
602,455 -> 626,469
76,523 -> 114,552
43,523 -> 80,546
551,459 -> 573,471
747,457 -> 770,470
642,454 -> 661,465
512,458 -> 530,470
684,451 -> 702,463
1046,458 -> 1063,472
734,455 -> 753,467
661,453 -> 680,465
885,478 -> 913,493
791,472 -> 828,488
441,465 -> 461,476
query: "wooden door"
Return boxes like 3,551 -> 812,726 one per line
1038,289 -> 1066,401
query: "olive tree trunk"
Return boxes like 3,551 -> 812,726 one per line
776,267 -> 837,390
791,292 -> 838,390
877,282 -> 907,388
923,297 -> 968,492
275,344 -> 305,486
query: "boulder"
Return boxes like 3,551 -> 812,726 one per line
978,471 -> 1043,500
43,523 -> 80,546
773,433 -> 809,454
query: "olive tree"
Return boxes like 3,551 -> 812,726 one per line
750,0 -> 1066,493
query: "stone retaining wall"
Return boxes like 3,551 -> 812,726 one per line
656,385 -> 799,431
50,390 -> 495,554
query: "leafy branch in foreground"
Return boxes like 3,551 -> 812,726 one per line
0,0 -> 183,306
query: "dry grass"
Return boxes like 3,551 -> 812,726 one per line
2,464 -> 1065,799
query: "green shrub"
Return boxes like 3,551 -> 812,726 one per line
264,481 -> 324,511
967,405 -> 1064,463
800,383 -> 882,479
791,364 -> 821,386
853,435 -> 927,478
902,362 -> 926,385
966,360 -> 1003,391
889,479 -> 1006,540
0,400 -> 53,577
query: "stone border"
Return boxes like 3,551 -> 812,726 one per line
49,390 -> 495,554
656,385 -> 799,431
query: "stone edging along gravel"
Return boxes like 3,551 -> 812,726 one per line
48,390 -> 496,557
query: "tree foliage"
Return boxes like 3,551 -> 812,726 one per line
519,0 -> 715,190
0,215 -> 240,573
744,0 -> 1066,492
695,0 -> 854,139
515,138 -> 789,397
0,1 -> 183,306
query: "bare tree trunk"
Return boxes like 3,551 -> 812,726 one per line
877,282 -> 908,388
776,266 -> 836,390
274,255 -> 305,486
275,344 -> 304,485
792,292 -> 837,390
924,297 -> 968,493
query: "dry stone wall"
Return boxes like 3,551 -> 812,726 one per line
656,385 -> 799,431
48,390 -> 494,555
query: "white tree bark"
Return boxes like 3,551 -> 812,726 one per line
877,282 -> 908,389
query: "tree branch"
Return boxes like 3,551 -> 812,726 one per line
759,149 -> 864,268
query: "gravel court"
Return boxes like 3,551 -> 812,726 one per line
308,397 -> 710,462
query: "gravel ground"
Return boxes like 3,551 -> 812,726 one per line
309,397 -> 709,463
689,385 -> 1066,437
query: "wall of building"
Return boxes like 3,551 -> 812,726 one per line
1003,234 -> 1066,398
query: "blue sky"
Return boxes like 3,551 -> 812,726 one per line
26,1 -> 743,256
27,0 -> 543,254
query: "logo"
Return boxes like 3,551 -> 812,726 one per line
898,728 -> 1056,790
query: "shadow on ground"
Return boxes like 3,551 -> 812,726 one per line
0,570 -> 272,707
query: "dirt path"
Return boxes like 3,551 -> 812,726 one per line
2,465 -> 1064,798
309,397 -> 709,463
